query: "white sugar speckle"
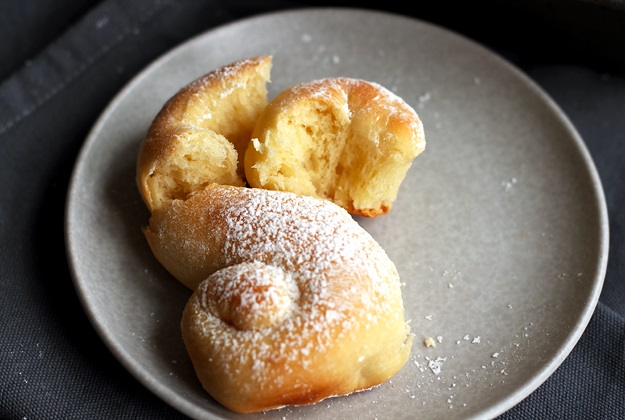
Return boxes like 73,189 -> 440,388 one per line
502,177 -> 518,192
417,92 -> 431,109
426,357 -> 447,375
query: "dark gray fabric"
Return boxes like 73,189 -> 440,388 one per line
0,1 -> 623,419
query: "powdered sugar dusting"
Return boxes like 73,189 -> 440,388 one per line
206,261 -> 299,331
187,56 -> 264,92
182,186 -> 404,390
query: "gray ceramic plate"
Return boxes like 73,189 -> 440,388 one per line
65,7 -> 609,420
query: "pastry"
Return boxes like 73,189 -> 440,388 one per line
245,77 -> 425,217
135,56 -> 419,413
136,55 -> 272,213
145,184 -> 413,413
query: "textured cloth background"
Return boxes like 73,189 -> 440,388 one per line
0,1 -> 623,419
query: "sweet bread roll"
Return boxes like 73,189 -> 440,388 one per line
145,184 -> 413,413
136,55 -> 272,212
244,77 -> 425,217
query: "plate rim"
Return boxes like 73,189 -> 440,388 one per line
65,6 -> 610,420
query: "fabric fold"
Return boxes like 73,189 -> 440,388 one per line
0,0 -> 175,137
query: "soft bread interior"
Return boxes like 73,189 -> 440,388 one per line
136,55 -> 272,213
245,77 -> 425,217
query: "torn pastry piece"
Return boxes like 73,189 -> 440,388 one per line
245,77 -> 426,217
136,55 -> 272,213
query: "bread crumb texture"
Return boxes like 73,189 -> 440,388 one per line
245,77 -> 425,217
136,56 -> 272,213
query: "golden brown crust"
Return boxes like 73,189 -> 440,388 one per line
244,77 -> 425,217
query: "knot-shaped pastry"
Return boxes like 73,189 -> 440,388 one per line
147,184 -> 412,413
136,55 -> 421,413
